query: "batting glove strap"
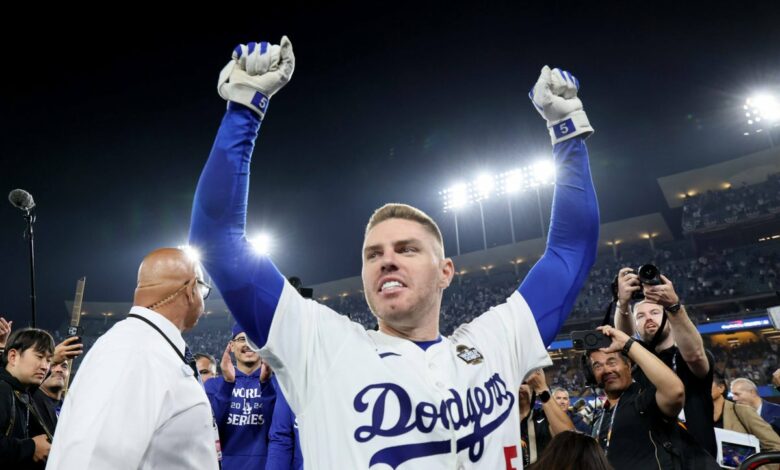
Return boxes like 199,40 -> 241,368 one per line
219,73 -> 271,118
548,110 -> 593,145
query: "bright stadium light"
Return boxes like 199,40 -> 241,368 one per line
474,173 -> 495,201
503,169 -> 526,194
439,158 -> 558,251
745,93 -> 779,147
440,182 -> 472,255
249,233 -> 273,256
443,160 -> 557,211
530,160 -> 556,186
178,244 -> 201,262
441,183 -> 470,212
450,183 -> 470,209
748,94 -> 780,122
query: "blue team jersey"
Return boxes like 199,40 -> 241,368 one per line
266,376 -> 304,470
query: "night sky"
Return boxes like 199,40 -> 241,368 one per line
2,5 -> 779,329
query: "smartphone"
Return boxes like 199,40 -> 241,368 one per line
571,330 -> 612,350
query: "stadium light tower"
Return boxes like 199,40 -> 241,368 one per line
745,93 -> 779,147
441,159 -> 556,255
503,169 -> 524,243
474,174 -> 495,250
441,183 -> 470,255
497,160 -> 555,242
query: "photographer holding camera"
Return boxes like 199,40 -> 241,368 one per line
584,325 -> 687,468
614,266 -> 716,457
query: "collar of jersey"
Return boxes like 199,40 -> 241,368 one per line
369,330 -> 446,354
412,336 -> 443,351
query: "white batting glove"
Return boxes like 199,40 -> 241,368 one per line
529,66 -> 593,145
217,36 -> 295,119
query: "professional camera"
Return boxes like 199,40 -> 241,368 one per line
611,264 -> 664,301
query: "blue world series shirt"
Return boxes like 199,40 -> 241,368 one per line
205,368 -> 276,470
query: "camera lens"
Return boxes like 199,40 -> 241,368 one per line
637,264 -> 660,284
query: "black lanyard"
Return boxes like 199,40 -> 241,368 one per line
595,398 -> 620,455
521,413 -> 536,466
128,314 -> 199,381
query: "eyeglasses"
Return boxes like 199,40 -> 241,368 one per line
231,335 -> 261,352
196,278 -> 212,300
146,277 -> 213,310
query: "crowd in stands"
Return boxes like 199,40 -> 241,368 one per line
712,339 -> 780,386
577,240 -> 780,318
317,238 -> 780,337
682,172 -> 780,233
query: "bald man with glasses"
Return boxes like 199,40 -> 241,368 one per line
48,248 -> 220,470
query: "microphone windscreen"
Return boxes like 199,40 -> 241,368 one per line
8,189 -> 35,210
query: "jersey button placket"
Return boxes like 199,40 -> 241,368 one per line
427,346 -> 459,463
424,348 -> 445,390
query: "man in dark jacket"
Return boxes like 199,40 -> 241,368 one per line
0,328 -> 55,469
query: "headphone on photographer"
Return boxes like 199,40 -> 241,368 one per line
576,279 -> 621,390
580,353 -> 600,388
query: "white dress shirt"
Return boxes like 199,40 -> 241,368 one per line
47,306 -> 218,470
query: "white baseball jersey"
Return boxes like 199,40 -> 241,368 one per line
260,282 -> 551,469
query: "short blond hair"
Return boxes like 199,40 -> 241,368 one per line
365,203 -> 445,257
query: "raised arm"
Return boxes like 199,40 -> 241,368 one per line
519,66 -> 600,346
644,275 -> 709,378
189,38 -> 295,348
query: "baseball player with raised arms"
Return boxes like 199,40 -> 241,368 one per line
189,37 -> 599,469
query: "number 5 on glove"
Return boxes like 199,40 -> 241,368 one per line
529,65 -> 594,145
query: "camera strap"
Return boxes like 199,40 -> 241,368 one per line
646,312 -> 668,351
601,300 -> 615,327
14,390 -> 53,441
